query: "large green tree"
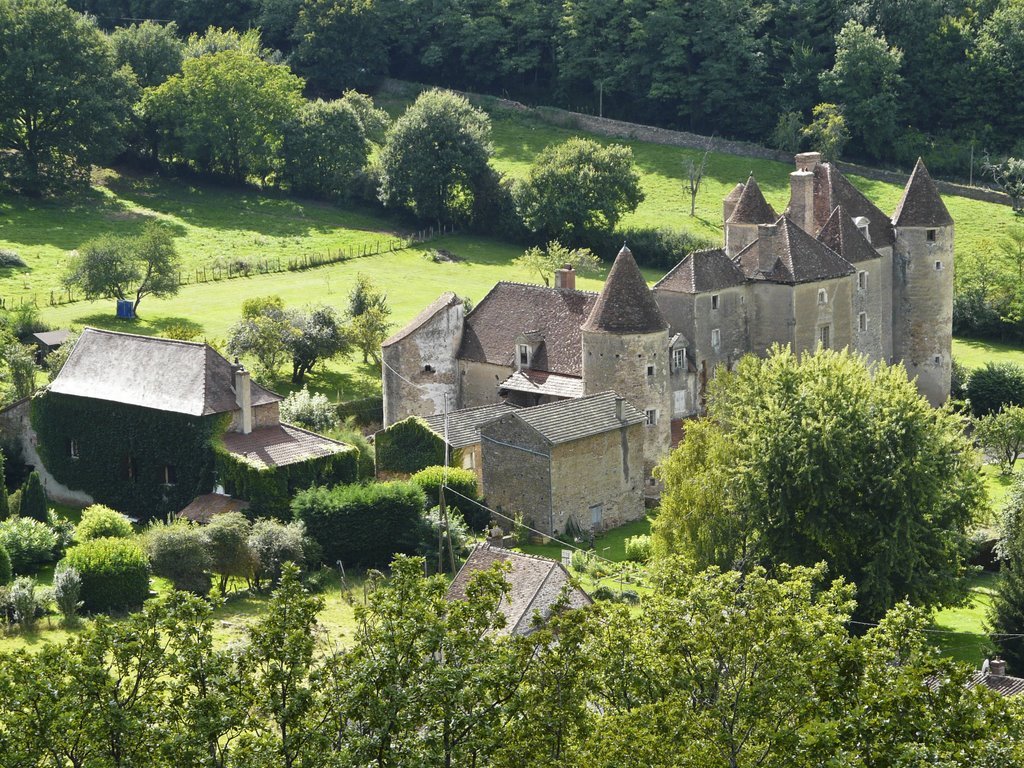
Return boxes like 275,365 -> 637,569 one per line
281,99 -> 369,199
110,20 -> 184,88
377,89 -> 493,226
0,0 -> 135,193
293,0 -> 389,92
654,347 -> 985,620
990,479 -> 1024,673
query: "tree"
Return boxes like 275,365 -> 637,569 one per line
339,90 -> 390,144
975,406 -> 1024,475
20,470 -> 47,523
802,102 -> 850,161
65,223 -> 181,314
227,295 -> 299,378
983,157 -> 1024,212
0,0 -> 135,194
820,21 -> 903,160
514,137 -> 643,242
286,305 -> 351,384
4,340 -> 38,400
144,520 -> 212,594
0,450 -> 8,520
346,274 -> 391,364
378,89 -> 493,226
293,0 -> 389,93
110,20 -> 184,88
998,225 -> 1024,280
654,347 -> 985,620
281,98 -> 370,199
684,142 -> 711,217
247,518 -> 305,590
967,361 -> 1024,417
142,48 -> 303,181
771,111 -> 805,153
512,241 -> 603,287
991,481 -> 1024,672
970,3 -> 1024,152
204,511 -> 253,595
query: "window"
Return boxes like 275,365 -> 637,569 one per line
123,455 -> 137,482
858,312 -> 867,332
671,348 -> 686,371
423,364 -> 434,373
69,440 -> 79,460
646,364 -> 655,377
517,344 -> 530,368
817,288 -> 828,305
464,450 -> 476,470
935,260 -> 943,271
589,503 -> 603,528
819,325 -> 831,350
934,355 -> 942,365
164,464 -> 177,486
711,328 -> 721,350
858,271 -> 867,290
926,229 -> 936,242
711,294 -> 720,310
645,409 -> 658,426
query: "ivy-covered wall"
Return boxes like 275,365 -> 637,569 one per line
374,417 -> 446,475
31,393 -> 223,519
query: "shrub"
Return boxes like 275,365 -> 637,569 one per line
0,248 -> 26,268
0,517 -> 57,574
59,538 -> 150,613
292,481 -> 426,567
144,521 -> 212,594
248,518 -> 306,590
624,534 -> 653,563
570,548 -> 593,574
53,565 -> 82,624
410,466 -> 486,530
337,395 -> 383,426
20,471 -> 48,522
417,507 -> 471,572
10,576 -> 38,629
280,386 -> 337,432
47,510 -> 76,556
334,422 -> 375,480
374,417 -> 445,474
76,504 -> 134,542
967,362 -> 1024,417
0,543 -> 10,585
206,511 -> 254,594
7,489 -> 21,518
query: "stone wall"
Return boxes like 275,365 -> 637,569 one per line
793,277 -> 853,356
480,414 -> 552,533
459,360 -> 513,409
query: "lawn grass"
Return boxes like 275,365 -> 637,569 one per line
932,571 -> 998,666
953,337 -> 1024,370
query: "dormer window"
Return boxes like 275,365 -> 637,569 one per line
517,344 -> 531,369
854,216 -> 871,243
672,347 -> 686,372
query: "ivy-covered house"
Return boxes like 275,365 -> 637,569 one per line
25,328 -> 355,518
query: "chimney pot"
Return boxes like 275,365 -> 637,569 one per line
789,170 -> 815,234
990,658 -> 1007,677
794,152 -> 822,172
554,265 -> 576,291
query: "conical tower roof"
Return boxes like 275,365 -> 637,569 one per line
892,158 -> 953,227
816,206 -> 879,264
582,246 -> 667,334
727,175 -> 778,224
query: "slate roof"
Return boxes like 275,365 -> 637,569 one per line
498,369 -> 586,400
220,423 -> 349,468
655,248 -> 747,294
384,291 -> 460,347
892,158 -> 953,228
724,182 -> 745,202
446,544 -> 593,636
812,163 -> 895,246
816,206 -> 880,264
177,493 -> 249,524
967,671 -> 1024,697
488,391 -> 645,445
726,175 -> 778,225
582,246 -> 667,334
32,329 -> 70,349
423,402 -> 516,449
49,328 -> 280,416
457,283 -> 597,376
737,216 -> 854,284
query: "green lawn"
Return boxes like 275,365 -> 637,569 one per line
953,337 -> 1024,370
932,571 -> 997,666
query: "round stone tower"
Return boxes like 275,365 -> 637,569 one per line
891,158 -> 954,406
582,246 -> 672,476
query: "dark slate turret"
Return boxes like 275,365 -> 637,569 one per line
726,175 -> 778,224
582,246 -> 667,334
892,158 -> 953,228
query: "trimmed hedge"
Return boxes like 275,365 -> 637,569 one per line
215,441 -> 358,518
410,466 -> 487,530
0,517 -> 57,574
59,538 -> 150,613
75,504 -> 134,541
337,395 -> 383,426
967,362 -> 1024,417
292,481 -> 426,567
374,417 -> 445,475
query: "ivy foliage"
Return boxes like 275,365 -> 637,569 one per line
374,417 -> 445,475
409,466 -> 486,531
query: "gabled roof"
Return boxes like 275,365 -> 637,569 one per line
816,206 -> 880,264
487,391 -> 645,445
178,493 -> 249,524
48,328 -> 280,416
726,175 -> 778,225
892,158 -> 953,228
446,544 -> 592,636
967,671 -> 1024,697
813,163 -> 895,246
582,246 -> 667,334
384,291 -> 461,347
498,369 -> 586,400
736,216 -> 854,284
655,248 -> 747,294
220,423 -> 349,468
423,402 -> 516,449
457,283 -> 596,376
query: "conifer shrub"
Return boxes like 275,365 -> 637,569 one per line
410,466 -> 487,530
0,542 -> 11,585
20,471 -> 48,522
53,566 -> 82,624
60,537 -> 150,613
75,504 -> 134,541
0,517 -> 57,574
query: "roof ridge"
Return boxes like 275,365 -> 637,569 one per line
81,326 -> 208,348
492,280 -> 599,296
279,421 -> 349,446
892,157 -> 953,227
510,560 -> 560,636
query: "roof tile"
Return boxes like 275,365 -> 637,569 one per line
582,246 -> 667,334
892,158 -> 953,228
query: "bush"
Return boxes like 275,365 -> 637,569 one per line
7,489 -> 21,518
570,549 -> 593,574
10,576 -> 38,629
417,507 -> 471,571
410,466 -> 486,530
53,566 -> 82,624
59,537 -> 150,613
587,226 -> 715,271
0,543 -> 10,585
0,517 -> 57,574
0,248 -> 26,268
967,362 -> 1024,417
47,510 -> 75,556
20,471 -> 48,522
280,386 -> 337,432
624,534 -> 653,563
144,521 -> 212,594
336,395 -> 383,426
374,417 -> 445,475
293,481 -> 426,567
75,504 -> 134,541
334,422 -> 375,480
205,512 -> 254,594
248,518 -> 306,590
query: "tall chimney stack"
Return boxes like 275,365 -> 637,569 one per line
990,658 -> 1007,677
789,169 -> 815,234
757,223 -> 779,274
235,365 -> 253,434
554,264 -> 576,290
614,396 -> 625,421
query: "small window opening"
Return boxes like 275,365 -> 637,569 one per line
858,271 -> 867,290
517,344 -> 530,368
423,364 -> 434,373
711,329 -> 721,349
926,229 -> 936,242
164,464 -> 177,486
818,288 -> 828,305
934,355 -> 942,365
645,409 -> 658,426
123,455 -> 137,482
819,325 -> 831,350
711,294 -> 720,310
672,348 -> 685,371
935,261 -> 943,271
69,440 -> 80,460
646,364 -> 655,377
858,313 -> 867,332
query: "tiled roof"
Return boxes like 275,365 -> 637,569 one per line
892,158 -> 953,228
177,493 -> 249,524
457,283 -> 596,376
727,175 -> 778,225
655,248 -> 746,294
967,671 -> 1024,697
498,369 -> 585,399
737,216 -> 854,284
384,291 -> 460,347
489,391 -> 646,445
582,246 -> 667,334
423,402 -> 516,449
446,544 -> 592,636
49,328 -> 280,416
816,206 -> 880,264
724,182 -> 745,202
813,164 -> 895,246
220,423 -> 350,468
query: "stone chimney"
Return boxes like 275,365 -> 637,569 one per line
789,169 -> 815,234
615,396 -> 625,421
554,264 -> 576,290
795,152 -> 821,172
234,364 -> 253,434
990,658 -> 1007,677
757,223 -> 779,274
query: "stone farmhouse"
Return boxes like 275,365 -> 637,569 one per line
383,153 -> 953,532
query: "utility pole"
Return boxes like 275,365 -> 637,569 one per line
440,394 -> 457,575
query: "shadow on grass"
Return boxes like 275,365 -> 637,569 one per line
66,313 -> 209,338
